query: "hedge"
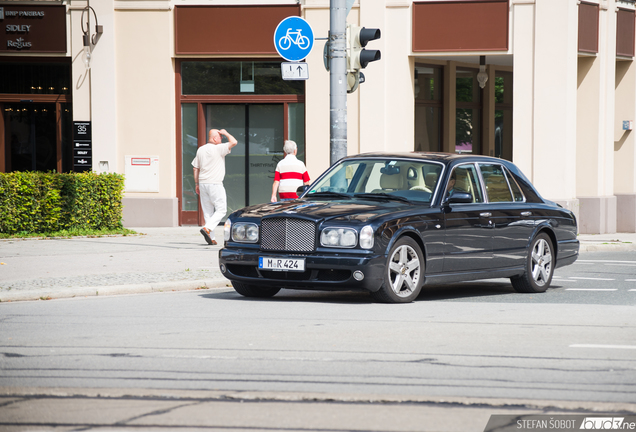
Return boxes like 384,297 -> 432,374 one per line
0,172 -> 125,235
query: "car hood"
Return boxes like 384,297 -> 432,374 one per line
232,199 -> 418,224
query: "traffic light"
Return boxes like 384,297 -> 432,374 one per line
346,24 -> 381,93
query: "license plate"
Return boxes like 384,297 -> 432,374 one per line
259,257 -> 305,272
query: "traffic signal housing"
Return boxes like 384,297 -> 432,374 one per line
346,24 -> 381,93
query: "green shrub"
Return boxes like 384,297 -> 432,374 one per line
0,171 -> 124,235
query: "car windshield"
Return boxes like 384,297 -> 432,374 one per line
306,159 -> 444,204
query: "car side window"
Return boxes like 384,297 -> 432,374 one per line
504,167 -> 525,202
447,164 -> 484,203
479,164 -> 513,202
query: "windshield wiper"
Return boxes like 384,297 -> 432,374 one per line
354,193 -> 412,203
306,191 -> 351,199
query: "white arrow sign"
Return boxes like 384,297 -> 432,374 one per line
281,62 -> 309,80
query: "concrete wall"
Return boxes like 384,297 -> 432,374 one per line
114,1 -> 178,226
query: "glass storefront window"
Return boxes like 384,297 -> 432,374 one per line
182,62 -> 304,95
414,65 -> 442,152
247,105 -> 284,207
288,103 -> 305,159
456,68 -> 482,154
181,104 -> 198,212
5,103 -> 57,172
206,104 -> 247,216
415,66 -> 442,101
456,108 -> 481,154
456,69 -> 479,103
0,62 -> 71,94
495,71 -> 513,160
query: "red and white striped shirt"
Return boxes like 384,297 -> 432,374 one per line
274,154 -> 310,199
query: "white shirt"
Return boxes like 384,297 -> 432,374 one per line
192,143 -> 231,184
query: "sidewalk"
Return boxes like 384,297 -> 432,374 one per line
0,227 -> 230,303
1,227 -> 635,302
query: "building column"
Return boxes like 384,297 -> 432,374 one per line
359,2 -> 413,153
511,1 -> 535,184
534,0 -> 579,214
577,0 -> 618,234
70,2 -> 91,130
615,60 -> 636,232
89,0 -> 117,175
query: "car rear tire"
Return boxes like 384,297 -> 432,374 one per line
511,233 -> 554,293
232,282 -> 281,298
371,237 -> 424,303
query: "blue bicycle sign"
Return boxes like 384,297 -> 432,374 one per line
274,16 -> 314,62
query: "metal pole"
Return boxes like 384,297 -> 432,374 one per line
329,0 -> 347,165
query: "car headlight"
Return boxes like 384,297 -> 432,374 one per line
320,227 -> 357,248
232,222 -> 259,243
224,219 -> 232,241
359,225 -> 374,249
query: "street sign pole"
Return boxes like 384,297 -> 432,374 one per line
329,0 -> 347,166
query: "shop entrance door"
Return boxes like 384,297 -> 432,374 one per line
180,102 -> 303,226
208,104 -> 284,218
2,103 -> 57,172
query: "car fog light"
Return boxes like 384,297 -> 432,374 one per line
353,270 -> 364,281
220,264 -> 226,273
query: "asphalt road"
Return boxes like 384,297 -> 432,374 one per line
1,250 -> 635,431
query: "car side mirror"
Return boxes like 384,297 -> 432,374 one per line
296,185 -> 309,196
446,190 -> 473,204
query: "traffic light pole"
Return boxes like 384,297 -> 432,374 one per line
329,0 -> 347,165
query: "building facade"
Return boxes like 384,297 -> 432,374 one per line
1,0 -> 635,234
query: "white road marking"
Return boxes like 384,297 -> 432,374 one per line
629,289 -> 636,292
568,277 -> 615,281
551,278 -> 577,282
577,260 -> 636,264
565,288 -> 617,291
570,344 -> 636,350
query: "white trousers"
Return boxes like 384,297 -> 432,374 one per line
199,183 -> 227,239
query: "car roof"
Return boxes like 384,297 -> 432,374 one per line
340,151 -> 509,166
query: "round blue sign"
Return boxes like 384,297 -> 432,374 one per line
274,16 -> 314,62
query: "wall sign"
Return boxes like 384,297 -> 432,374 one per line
0,5 -> 66,53
73,121 -> 92,172
174,5 -> 300,55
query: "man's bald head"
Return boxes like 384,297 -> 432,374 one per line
208,129 -> 221,144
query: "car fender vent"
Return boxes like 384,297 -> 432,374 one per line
261,218 -> 316,252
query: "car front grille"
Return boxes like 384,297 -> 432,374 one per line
261,218 -> 316,252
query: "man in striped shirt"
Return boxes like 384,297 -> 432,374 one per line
271,140 -> 311,202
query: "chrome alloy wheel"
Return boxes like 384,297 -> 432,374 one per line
531,238 -> 552,287
388,244 -> 422,297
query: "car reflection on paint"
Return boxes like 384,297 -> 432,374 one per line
218,152 -> 579,303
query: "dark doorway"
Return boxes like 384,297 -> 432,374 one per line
5,103 -> 57,172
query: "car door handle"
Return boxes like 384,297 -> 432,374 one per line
480,212 -> 492,218
521,211 -> 532,217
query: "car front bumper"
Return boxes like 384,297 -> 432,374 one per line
219,247 -> 387,292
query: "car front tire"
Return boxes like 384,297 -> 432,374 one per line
372,237 -> 424,303
232,281 -> 281,298
511,233 -> 554,293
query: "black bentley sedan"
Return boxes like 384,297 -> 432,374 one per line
219,152 -> 579,303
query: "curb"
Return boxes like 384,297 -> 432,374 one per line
0,278 -> 232,302
579,242 -> 636,252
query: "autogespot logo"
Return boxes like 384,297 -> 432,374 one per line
580,417 -> 629,430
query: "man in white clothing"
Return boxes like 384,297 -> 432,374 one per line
192,128 -> 238,245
